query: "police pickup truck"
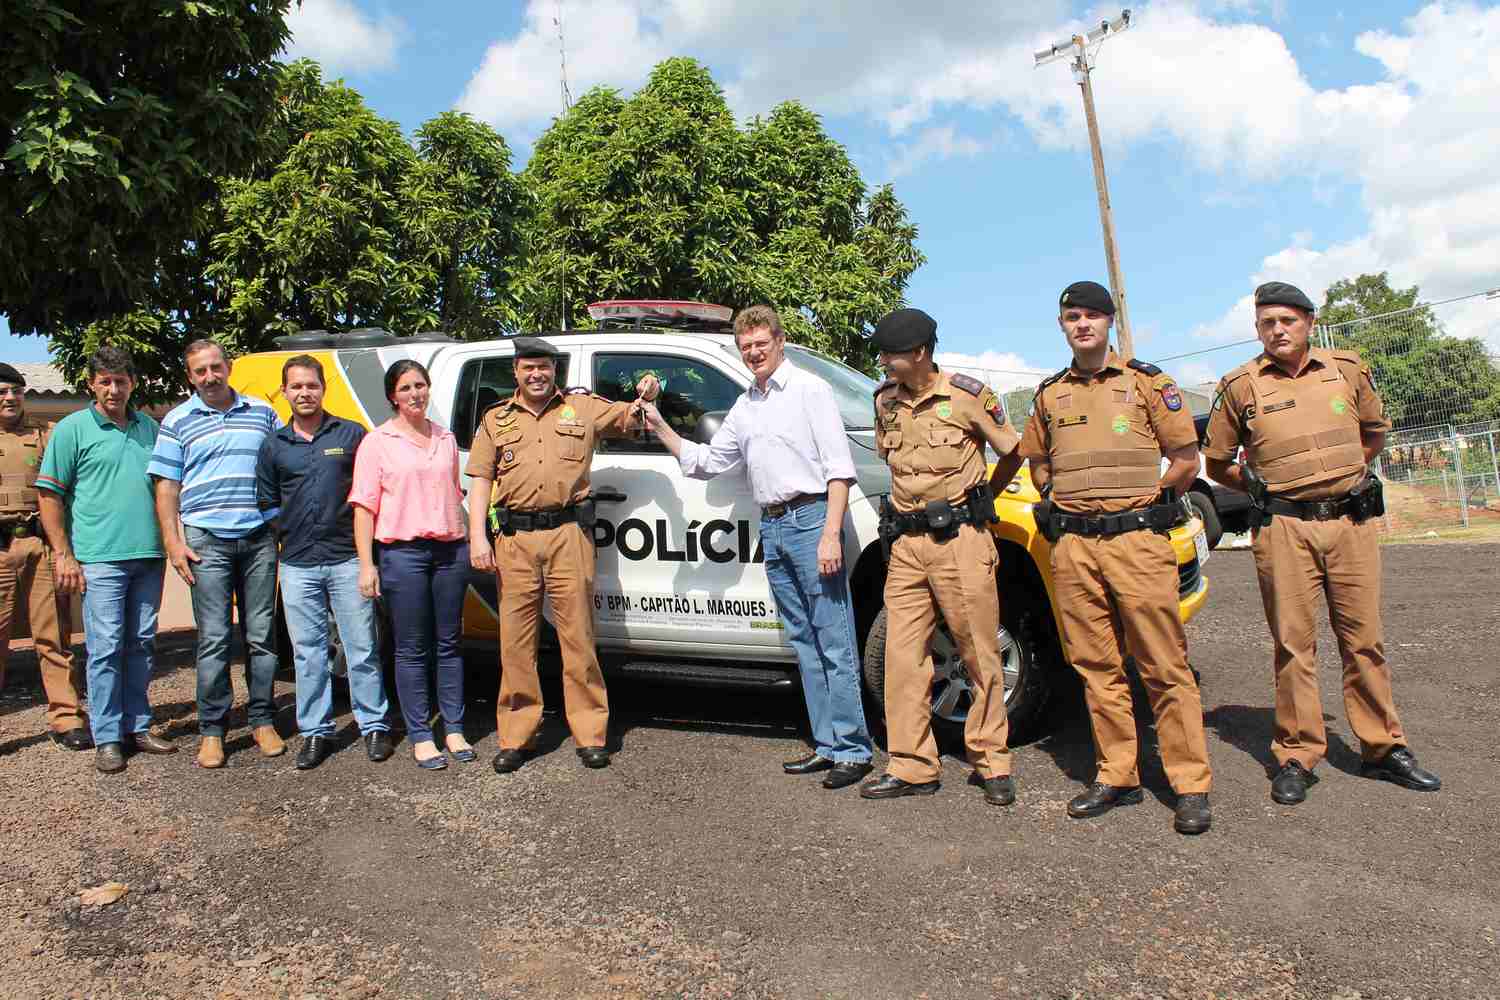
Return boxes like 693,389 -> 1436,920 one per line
231,301 -> 1211,742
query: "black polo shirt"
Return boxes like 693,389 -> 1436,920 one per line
255,414 -> 366,567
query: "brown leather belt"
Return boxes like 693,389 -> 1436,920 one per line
761,492 -> 827,519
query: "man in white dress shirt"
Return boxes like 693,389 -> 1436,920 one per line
639,305 -> 875,789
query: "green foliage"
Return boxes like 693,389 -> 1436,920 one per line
45,62 -> 527,402
519,58 -> 924,369
1319,272 -> 1500,430
1,0 -> 292,334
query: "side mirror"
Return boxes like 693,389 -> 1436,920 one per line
694,410 -> 728,444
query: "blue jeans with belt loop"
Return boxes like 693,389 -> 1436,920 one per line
761,499 -> 873,763
377,539 -> 468,745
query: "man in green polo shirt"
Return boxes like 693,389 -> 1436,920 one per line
37,346 -> 177,774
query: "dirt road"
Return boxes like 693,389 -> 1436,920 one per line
2,544 -> 1497,999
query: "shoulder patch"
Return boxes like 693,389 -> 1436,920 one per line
1126,359 -> 1162,377
1331,349 -> 1363,365
948,372 -> 985,397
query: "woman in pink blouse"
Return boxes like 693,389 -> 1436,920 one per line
350,360 -> 473,770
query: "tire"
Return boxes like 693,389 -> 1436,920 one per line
861,596 -> 1060,747
1187,490 -> 1223,550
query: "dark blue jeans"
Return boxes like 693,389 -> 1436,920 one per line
378,539 -> 469,744
186,524 -> 279,738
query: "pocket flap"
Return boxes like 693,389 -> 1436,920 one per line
556,423 -> 585,438
928,425 -> 965,447
880,430 -> 903,450
496,429 -> 522,447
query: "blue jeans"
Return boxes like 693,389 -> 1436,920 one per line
761,499 -> 872,763
279,558 -> 389,738
81,559 -> 165,745
377,539 -> 468,744
185,524 -> 280,737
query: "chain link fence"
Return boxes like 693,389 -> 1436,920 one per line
1314,296 -> 1500,536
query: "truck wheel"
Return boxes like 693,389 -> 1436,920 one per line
861,599 -> 1057,746
1187,490 -> 1223,550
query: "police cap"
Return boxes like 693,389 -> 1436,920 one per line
872,308 -> 937,353
1253,281 -> 1316,313
0,363 -> 25,388
1059,281 -> 1115,316
511,336 -> 559,360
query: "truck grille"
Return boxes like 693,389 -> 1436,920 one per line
1178,558 -> 1202,599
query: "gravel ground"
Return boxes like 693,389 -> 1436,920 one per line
2,543 -> 1498,999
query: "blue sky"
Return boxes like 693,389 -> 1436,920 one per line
7,0 -> 1498,390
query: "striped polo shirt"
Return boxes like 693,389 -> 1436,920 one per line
147,390 -> 280,538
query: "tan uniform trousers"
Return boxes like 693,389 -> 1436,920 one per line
1051,531 -> 1211,794
1251,514 -> 1404,769
493,522 -> 608,750
883,522 -> 1010,784
0,535 -> 86,732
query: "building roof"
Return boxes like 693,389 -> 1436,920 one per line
12,363 -> 77,396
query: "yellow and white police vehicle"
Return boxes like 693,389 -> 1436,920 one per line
231,301 -> 1210,741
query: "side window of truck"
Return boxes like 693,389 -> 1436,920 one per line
452,354 -> 570,449
592,353 -> 742,454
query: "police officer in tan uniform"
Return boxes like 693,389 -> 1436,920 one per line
861,309 -> 1023,805
0,363 -> 91,750
1203,281 -> 1440,805
1020,282 -> 1212,835
465,338 -> 659,773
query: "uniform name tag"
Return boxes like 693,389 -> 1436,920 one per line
1057,414 -> 1088,427
323,447 -> 345,455
1263,400 -> 1296,414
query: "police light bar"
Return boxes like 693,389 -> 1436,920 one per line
586,300 -> 734,324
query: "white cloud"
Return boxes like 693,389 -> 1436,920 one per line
934,349 -> 1053,392
885,126 -> 989,180
284,0 -> 403,74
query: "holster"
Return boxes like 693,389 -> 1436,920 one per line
1347,473 -> 1385,522
1032,498 -> 1061,543
878,497 -> 900,559
964,482 -> 998,527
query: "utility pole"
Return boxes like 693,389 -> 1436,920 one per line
1035,10 -> 1136,359
554,0 -> 573,329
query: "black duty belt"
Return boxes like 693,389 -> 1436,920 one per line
886,500 -> 985,537
761,492 -> 827,519
1053,503 -> 1186,538
499,503 -> 580,533
1263,495 -> 1357,521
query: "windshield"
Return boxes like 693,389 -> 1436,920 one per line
785,346 -> 878,430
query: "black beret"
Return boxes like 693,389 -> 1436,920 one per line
511,336 -> 559,359
0,363 -> 24,387
1058,281 -> 1115,316
872,308 -> 937,353
1254,281 -> 1316,313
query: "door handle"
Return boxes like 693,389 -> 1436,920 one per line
593,488 -> 628,503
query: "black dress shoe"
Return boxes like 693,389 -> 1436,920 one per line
577,746 -> 611,769
783,753 -> 834,775
50,728 -> 94,751
493,748 -> 531,774
1174,793 -> 1212,835
129,731 -> 177,755
980,774 -> 1016,807
95,743 -> 126,774
1271,761 -> 1316,805
859,772 -> 940,799
295,735 -> 333,771
364,730 -> 393,762
821,761 -> 872,790
1362,746 -> 1441,791
1067,782 -> 1144,818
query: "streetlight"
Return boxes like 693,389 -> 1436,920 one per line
1035,10 -> 1137,358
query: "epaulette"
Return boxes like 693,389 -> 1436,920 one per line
1032,367 -> 1069,400
1219,360 -> 1256,386
872,377 -> 897,397
948,372 -> 986,397
1126,359 -> 1162,377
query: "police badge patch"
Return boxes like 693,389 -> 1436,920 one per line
1159,382 -> 1183,411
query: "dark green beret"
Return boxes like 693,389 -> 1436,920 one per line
1059,281 -> 1115,316
872,308 -> 937,353
0,363 -> 24,387
511,336 -> 559,359
1254,281 -> 1315,313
